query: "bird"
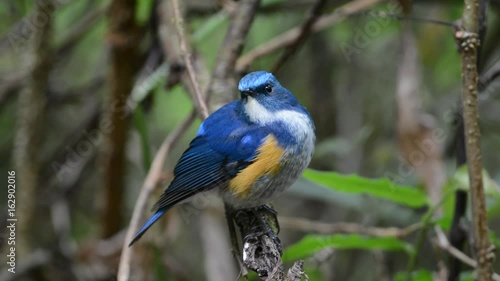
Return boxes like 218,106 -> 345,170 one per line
129,71 -> 315,246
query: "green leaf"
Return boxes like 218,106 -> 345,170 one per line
290,179 -> 418,225
283,234 -> 414,263
302,169 -> 428,208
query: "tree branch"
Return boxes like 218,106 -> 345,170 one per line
207,0 -> 261,109
100,0 -> 143,238
448,0 -> 489,277
171,0 -> 209,119
271,0 -> 329,73
454,0 -> 493,279
236,0 -> 383,72
435,226 -> 499,281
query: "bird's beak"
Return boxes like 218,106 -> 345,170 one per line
241,89 -> 256,98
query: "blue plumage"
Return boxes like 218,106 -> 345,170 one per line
129,71 -> 315,246
129,209 -> 166,245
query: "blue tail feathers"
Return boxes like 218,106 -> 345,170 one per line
129,208 -> 167,246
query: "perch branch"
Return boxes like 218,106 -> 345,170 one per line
141,0 -> 305,279
203,0 -> 307,279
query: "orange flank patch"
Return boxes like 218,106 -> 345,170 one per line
229,135 -> 284,196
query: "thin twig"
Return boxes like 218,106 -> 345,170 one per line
207,0 -> 261,108
171,0 -> 209,119
456,0 -> 492,279
364,11 -> 456,27
405,189 -> 454,281
224,203 -> 248,278
435,226 -> 500,281
436,226 -> 477,267
236,0 -> 383,72
271,0 -> 329,73
279,217 -> 422,238
117,110 -> 196,281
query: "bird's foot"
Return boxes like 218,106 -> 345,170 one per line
257,204 -> 280,235
247,205 -> 282,255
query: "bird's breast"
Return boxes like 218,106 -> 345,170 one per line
224,121 -> 315,208
228,135 -> 284,196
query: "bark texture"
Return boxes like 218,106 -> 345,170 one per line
456,0 -> 493,279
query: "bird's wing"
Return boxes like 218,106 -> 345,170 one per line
152,110 -> 270,211
150,137 -> 235,211
130,102 -> 269,246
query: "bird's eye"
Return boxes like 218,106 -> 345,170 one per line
264,84 -> 273,93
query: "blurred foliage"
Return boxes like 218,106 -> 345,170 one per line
302,168 -> 428,207
1,0 -> 500,280
283,234 -> 414,262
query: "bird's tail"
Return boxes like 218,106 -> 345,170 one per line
129,208 -> 167,246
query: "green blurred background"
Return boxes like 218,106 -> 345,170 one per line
1,0 -> 500,280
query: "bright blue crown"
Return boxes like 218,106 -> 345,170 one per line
238,71 -> 279,92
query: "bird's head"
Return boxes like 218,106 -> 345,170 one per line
238,71 -> 300,115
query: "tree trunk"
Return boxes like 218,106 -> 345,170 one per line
100,0 -> 142,238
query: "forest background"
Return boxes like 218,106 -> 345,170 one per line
1,0 -> 500,280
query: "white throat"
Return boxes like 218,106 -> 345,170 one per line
244,97 -> 315,145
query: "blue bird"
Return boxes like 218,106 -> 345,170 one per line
129,71 -> 315,246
